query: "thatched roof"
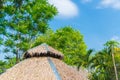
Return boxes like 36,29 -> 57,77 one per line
23,43 -> 64,59
0,57 -> 88,80
0,43 -> 88,80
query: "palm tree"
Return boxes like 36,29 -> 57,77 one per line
89,49 -> 112,80
76,49 -> 94,70
104,40 -> 119,80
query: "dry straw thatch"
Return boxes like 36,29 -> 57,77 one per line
23,43 -> 64,59
0,43 -> 88,80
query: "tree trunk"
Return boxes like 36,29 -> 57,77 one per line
111,45 -> 118,80
16,48 -> 19,63
16,31 -> 20,64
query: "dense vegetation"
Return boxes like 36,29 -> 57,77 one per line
0,0 -> 57,63
0,0 -> 120,80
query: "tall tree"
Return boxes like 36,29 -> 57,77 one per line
89,49 -> 113,80
0,0 -> 57,63
34,26 -> 87,66
104,40 -> 119,80
90,40 -> 120,80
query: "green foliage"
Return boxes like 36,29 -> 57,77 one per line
4,57 -> 16,69
89,49 -> 113,80
34,26 -> 87,66
89,41 -> 120,80
0,0 -> 57,63
0,37 -> 3,45
0,26 -> 5,34
0,57 -> 16,74
76,49 -> 94,69
0,60 -> 6,74
104,40 -> 120,47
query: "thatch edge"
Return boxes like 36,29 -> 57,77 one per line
23,51 -> 63,60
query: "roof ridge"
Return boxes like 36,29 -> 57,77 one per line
47,57 -> 62,80
41,43 -> 50,52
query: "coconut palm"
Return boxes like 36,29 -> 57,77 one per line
90,40 -> 120,80
89,49 -> 113,80
104,40 -> 119,80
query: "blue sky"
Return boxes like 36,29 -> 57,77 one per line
48,0 -> 120,50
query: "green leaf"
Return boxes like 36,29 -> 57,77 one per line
0,37 -> 3,45
4,39 -> 14,47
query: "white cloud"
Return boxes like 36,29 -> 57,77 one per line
98,0 -> 120,10
111,36 -> 120,41
48,0 -> 79,18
